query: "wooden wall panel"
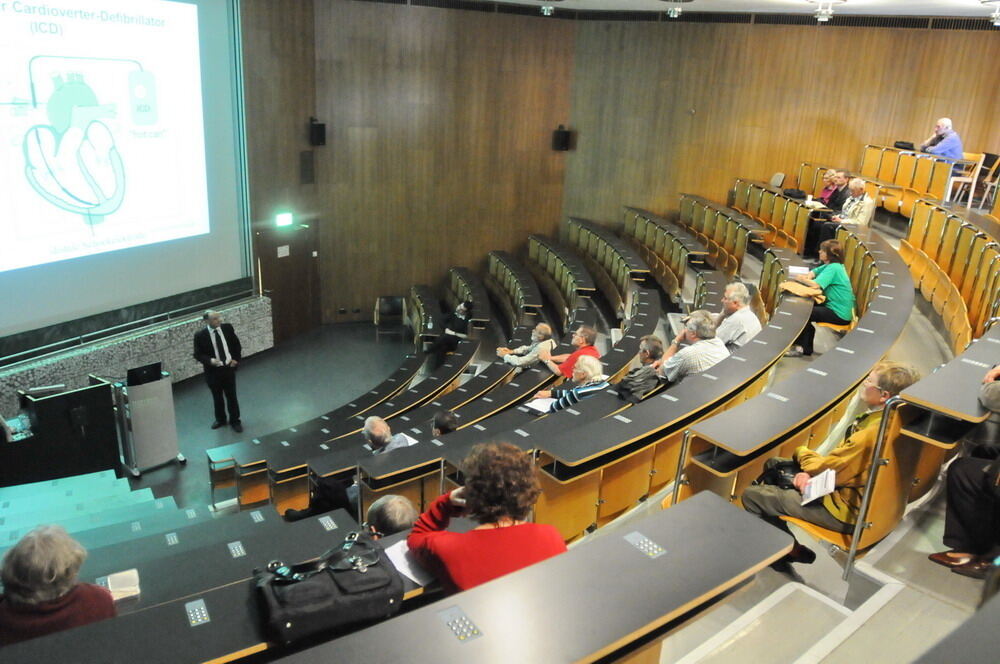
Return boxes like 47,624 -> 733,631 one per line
562,23 -> 1000,226
313,1 -> 575,322
242,0 -> 321,342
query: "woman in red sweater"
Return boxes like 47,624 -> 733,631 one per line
408,442 -> 567,592
0,525 -> 116,646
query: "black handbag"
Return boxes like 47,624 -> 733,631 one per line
254,531 -> 404,644
753,459 -> 801,491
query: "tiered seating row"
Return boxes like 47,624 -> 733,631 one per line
526,234 -> 596,334
622,206 -> 707,300
859,144 -> 977,216
677,194 -> 760,278
565,216 -> 650,319
732,178 -> 811,252
900,198 -> 1000,340
485,250 -> 543,335
406,284 -> 444,343
446,267 -> 491,328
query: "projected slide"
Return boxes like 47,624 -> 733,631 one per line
0,0 -> 209,273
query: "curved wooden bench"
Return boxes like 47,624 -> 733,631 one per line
447,266 -> 491,329
732,178 -> 811,252
565,216 -> 650,318
678,194 -> 760,277
622,206 -> 708,301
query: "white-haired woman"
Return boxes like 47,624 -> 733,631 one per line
532,354 -> 609,413
0,525 -> 115,645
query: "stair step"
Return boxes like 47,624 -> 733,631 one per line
0,478 -> 137,515
675,584 -> 850,664
0,470 -> 118,500
818,586 -> 971,664
0,488 -> 157,530
0,496 -> 176,545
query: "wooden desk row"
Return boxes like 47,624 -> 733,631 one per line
2,510 -> 361,664
406,284 -> 445,344
279,493 -> 792,664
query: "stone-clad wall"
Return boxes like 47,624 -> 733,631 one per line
0,298 -> 273,415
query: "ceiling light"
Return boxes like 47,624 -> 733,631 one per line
985,0 -> 1000,26
807,0 -> 846,23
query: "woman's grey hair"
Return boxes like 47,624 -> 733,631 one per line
572,355 -> 604,382
685,310 -> 717,339
1,525 -> 86,605
367,495 -> 418,536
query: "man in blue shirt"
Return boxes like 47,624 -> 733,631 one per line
920,117 -> 964,162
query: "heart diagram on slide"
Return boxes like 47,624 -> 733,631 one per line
19,56 -> 157,226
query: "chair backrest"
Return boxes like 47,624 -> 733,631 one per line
855,406 -> 922,551
769,172 -> 786,188
860,145 -> 884,179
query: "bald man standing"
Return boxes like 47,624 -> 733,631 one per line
193,310 -> 243,432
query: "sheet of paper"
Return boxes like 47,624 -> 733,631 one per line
106,568 -> 140,601
788,266 -> 810,276
801,468 -> 836,505
524,397 -> 555,414
399,433 -> 419,447
384,539 -> 435,586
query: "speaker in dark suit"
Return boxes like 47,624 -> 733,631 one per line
193,310 -> 244,432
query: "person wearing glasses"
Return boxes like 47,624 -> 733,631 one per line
408,442 -> 566,592
538,325 -> 600,378
0,526 -> 116,645
714,282 -> 762,350
741,362 -> 919,572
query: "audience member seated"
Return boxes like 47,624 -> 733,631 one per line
408,442 -> 567,592
920,117 -> 964,164
538,325 -> 600,378
497,323 -> 557,370
532,355 -> 609,413
817,168 -> 838,205
425,300 -> 473,369
805,170 -> 850,257
0,526 -> 116,646
826,170 -> 851,214
432,409 -> 458,437
285,416 -> 415,522
786,239 -> 856,358
714,282 -> 763,350
742,362 -> 920,572
655,310 -> 729,384
616,335 -> 664,403
817,178 -> 876,247
928,368 -> 1000,580
366,495 -> 419,538
365,416 -> 415,455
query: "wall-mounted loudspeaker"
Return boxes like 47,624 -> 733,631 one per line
309,117 -> 326,146
552,124 -> 572,151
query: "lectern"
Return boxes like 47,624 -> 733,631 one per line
110,369 -> 185,477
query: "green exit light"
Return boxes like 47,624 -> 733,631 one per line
275,212 -> 294,227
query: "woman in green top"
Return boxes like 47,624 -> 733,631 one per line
787,239 -> 856,357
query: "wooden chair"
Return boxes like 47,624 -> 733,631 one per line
781,405 -> 920,577
860,145 -> 884,179
951,152 -> 985,209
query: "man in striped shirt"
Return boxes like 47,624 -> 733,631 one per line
656,310 -> 729,384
